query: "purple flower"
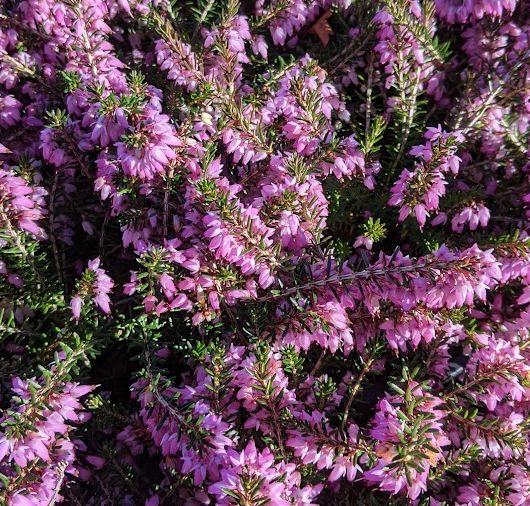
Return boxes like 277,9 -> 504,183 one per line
0,168 -> 47,239
117,108 -> 181,180
71,257 -> 114,318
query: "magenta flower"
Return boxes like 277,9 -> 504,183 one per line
2,0 -> 530,504
0,168 -> 47,239
116,108 -> 181,180
0,95 -> 22,128
71,257 -> 114,319
389,128 -> 463,228
0,374 -> 94,505
364,383 -> 449,500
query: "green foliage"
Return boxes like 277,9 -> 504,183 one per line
361,217 -> 387,243
314,375 -> 337,408
44,108 -> 68,128
429,444 -> 481,481
251,0 -> 290,29
58,70 -> 81,93
383,0 -> 451,65
2,335 -> 96,437
253,54 -> 297,90
361,116 -> 387,156
281,344 -> 305,379
169,0 -> 226,29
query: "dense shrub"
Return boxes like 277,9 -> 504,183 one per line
1,0 -> 530,504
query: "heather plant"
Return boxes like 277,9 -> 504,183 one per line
1,0 -> 530,504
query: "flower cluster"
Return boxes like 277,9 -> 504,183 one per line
0,168 -> 47,240
70,257 -> 114,320
0,347 -> 94,505
389,127 -> 464,228
1,0 -> 530,504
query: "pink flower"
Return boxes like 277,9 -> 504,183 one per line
117,108 -> 181,180
0,95 -> 22,128
70,295 -> 83,320
389,129 -> 463,227
0,168 -> 47,239
71,257 -> 114,317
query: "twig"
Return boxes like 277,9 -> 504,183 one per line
47,461 -> 67,506
341,354 -> 376,430
310,350 -> 326,377
99,208 -> 110,251
48,169 -> 64,288
387,70 -> 422,181
194,0 -> 217,35
365,56 -> 374,140
258,258 -> 467,302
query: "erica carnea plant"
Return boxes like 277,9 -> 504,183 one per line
1,0 -> 530,504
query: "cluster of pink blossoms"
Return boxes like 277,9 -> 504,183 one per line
1,0 -> 530,504
0,372 -> 94,505
389,127 -> 465,228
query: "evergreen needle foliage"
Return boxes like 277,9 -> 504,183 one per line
0,0 -> 529,504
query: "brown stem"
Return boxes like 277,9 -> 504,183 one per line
341,355 -> 375,430
47,462 -> 67,506
48,169 -> 64,288
258,258 -> 467,302
310,350 -> 326,377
